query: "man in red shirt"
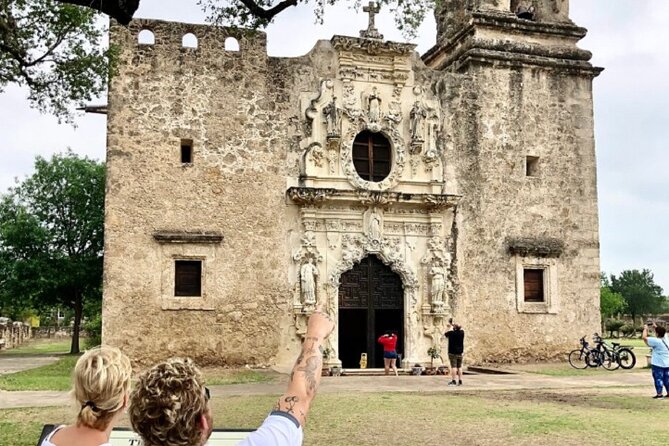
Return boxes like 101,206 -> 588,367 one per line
377,331 -> 399,376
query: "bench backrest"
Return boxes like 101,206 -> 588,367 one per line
38,425 -> 253,446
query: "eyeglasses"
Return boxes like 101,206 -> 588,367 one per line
204,386 -> 211,401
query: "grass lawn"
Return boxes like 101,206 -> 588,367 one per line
0,340 -> 71,357
0,355 -> 78,391
1,389 -> 667,446
0,355 -> 274,391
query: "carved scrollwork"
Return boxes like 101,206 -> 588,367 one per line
331,36 -> 415,56
287,187 -> 336,206
329,233 -> 418,291
424,194 -> 459,211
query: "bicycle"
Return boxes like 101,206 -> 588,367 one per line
568,336 -> 599,369
592,333 -> 637,370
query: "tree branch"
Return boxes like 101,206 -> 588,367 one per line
236,0 -> 299,21
53,0 -> 140,25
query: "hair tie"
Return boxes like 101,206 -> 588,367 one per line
82,400 -> 100,412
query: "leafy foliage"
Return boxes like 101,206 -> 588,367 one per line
0,0 -> 115,122
0,151 -> 105,353
610,270 -> 665,323
600,286 -> 625,320
604,319 -> 624,338
198,0 -> 433,38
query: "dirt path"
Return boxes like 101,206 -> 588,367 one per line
0,369 -> 653,409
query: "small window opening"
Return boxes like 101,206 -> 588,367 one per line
512,1 -> 536,20
175,260 -> 202,297
524,269 -> 545,302
224,37 -> 240,52
526,156 -> 539,177
352,131 -> 392,182
182,33 -> 198,49
138,29 -> 155,45
181,139 -> 193,164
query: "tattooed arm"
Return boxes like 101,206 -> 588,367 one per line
274,308 -> 335,427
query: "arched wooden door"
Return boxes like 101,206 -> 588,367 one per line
338,256 -> 404,368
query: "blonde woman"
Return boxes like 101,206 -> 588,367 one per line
41,346 -> 132,446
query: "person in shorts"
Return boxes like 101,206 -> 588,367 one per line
444,319 -> 465,386
377,331 -> 399,376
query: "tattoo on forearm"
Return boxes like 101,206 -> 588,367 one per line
296,355 -> 321,394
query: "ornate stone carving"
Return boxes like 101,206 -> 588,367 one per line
359,1 -> 383,40
300,258 -> 319,306
367,210 -> 382,242
410,100 -> 427,143
287,187 -> 335,206
424,194 -> 458,211
420,236 -> 453,315
331,36 -> 414,56
366,87 -> 382,124
304,79 -> 333,137
323,96 -> 342,138
292,231 -> 323,264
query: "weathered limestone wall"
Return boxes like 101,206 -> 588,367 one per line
104,20 -> 289,365
440,64 -> 600,363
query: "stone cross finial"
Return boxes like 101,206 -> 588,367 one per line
359,1 -> 384,40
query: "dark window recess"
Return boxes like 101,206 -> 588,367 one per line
181,139 -> 193,164
524,269 -> 544,302
526,156 -> 539,177
352,131 -> 392,182
175,260 -> 202,296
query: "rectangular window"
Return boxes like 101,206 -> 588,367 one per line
526,156 -> 539,177
181,139 -> 193,164
175,260 -> 202,296
523,268 -> 544,302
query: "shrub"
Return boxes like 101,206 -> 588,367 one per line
605,319 -> 625,337
84,314 -> 102,349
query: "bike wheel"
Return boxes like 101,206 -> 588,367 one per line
618,348 -> 637,369
601,351 -> 620,370
586,350 -> 602,368
568,350 -> 588,369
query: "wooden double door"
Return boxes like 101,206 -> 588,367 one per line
338,256 -> 404,368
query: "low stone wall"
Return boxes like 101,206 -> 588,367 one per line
33,326 -> 75,339
0,318 -> 32,350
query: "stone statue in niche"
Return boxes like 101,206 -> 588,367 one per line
410,100 -> 427,142
429,265 -> 447,313
368,212 -> 382,241
368,87 -> 382,124
300,258 -> 319,306
323,96 -> 341,138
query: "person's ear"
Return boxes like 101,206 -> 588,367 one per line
122,392 -> 129,410
200,413 -> 210,439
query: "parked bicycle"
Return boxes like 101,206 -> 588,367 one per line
592,333 -> 636,370
568,336 -> 600,369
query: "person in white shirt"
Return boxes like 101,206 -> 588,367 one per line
41,346 -> 132,446
643,322 -> 669,399
128,306 -> 335,446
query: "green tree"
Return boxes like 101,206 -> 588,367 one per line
0,151 -> 105,353
610,269 -> 665,326
199,0 -> 432,36
600,286 -> 625,320
0,0 -> 118,122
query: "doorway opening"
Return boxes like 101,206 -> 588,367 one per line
338,256 -> 404,368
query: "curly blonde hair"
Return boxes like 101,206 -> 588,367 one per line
73,346 -> 132,431
129,358 -> 209,446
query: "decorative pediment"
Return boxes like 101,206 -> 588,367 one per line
286,187 -> 461,210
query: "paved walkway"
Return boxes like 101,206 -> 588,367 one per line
0,356 -> 59,375
0,369 -> 652,410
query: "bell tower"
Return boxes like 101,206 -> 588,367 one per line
423,0 -> 603,351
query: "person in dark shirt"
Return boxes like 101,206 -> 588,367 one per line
444,319 -> 465,386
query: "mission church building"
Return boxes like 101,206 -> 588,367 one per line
102,0 -> 602,368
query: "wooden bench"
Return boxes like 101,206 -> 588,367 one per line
38,425 -> 253,445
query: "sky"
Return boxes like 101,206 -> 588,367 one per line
0,1 -> 668,293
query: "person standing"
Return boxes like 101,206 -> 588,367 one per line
444,319 -> 465,386
377,331 -> 399,376
642,321 -> 669,399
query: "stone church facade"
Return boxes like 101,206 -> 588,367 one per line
103,0 -> 602,368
